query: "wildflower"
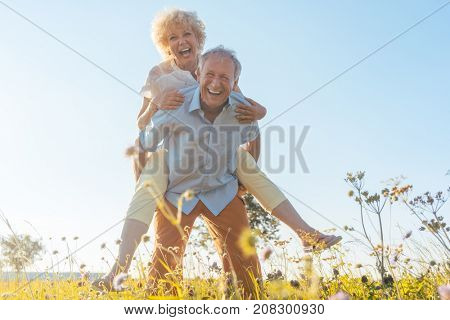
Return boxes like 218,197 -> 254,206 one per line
267,269 -> 284,281
182,189 -> 195,201
438,285 -> 450,300
361,275 -> 368,283
115,239 -> 122,245
73,236 -> 79,240
142,235 -> 150,243
80,263 -> 86,269
403,230 -> 412,240
52,250 -> 58,255
355,263 -> 363,268
347,190 -> 354,197
329,291 -> 350,300
429,260 -> 436,266
261,247 -> 273,261
238,229 -> 257,257
112,273 -> 128,291
61,237 -> 66,241
100,243 -> 106,249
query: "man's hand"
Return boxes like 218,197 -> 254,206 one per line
151,89 -> 185,111
235,97 -> 267,123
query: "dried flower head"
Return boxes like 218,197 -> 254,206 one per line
125,146 -> 138,157
261,247 -> 273,261
290,280 -> 300,288
403,230 -> 412,240
182,189 -> 196,201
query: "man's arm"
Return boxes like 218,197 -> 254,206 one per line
139,112 -> 172,152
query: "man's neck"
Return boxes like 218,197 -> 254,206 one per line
200,100 -> 227,123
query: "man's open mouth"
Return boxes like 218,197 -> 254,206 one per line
207,88 -> 222,96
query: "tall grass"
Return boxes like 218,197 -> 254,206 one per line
1,172 -> 449,300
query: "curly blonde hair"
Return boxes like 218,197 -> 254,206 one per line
151,8 -> 206,59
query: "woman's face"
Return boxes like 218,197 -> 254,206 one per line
167,24 -> 199,70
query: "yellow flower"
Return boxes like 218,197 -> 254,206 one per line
238,228 -> 257,257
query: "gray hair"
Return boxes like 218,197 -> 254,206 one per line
199,46 -> 242,80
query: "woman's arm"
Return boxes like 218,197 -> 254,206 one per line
234,85 -> 267,123
136,90 -> 185,130
137,98 -> 157,130
235,98 -> 267,123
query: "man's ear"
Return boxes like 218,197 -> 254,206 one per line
233,77 -> 240,92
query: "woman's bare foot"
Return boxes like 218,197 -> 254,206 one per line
299,231 -> 342,253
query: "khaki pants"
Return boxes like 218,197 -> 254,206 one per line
148,196 -> 262,299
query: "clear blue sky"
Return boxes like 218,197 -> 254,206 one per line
0,0 -> 449,274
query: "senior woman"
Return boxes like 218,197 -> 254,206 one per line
93,9 -> 340,291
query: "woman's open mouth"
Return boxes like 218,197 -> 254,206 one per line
179,48 -> 192,58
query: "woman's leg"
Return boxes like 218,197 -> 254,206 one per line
132,137 -> 149,182
93,149 -> 169,290
236,148 -> 340,248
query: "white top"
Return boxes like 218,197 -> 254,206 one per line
140,59 -> 198,99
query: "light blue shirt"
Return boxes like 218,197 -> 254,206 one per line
140,85 -> 259,215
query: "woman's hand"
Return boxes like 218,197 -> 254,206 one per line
235,97 -> 267,123
151,89 -> 185,111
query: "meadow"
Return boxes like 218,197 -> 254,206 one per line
1,172 -> 449,300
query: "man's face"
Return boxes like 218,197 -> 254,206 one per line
198,54 -> 237,110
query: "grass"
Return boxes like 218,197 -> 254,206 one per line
1,172 -> 449,300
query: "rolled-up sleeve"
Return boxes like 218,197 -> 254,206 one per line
139,112 -> 171,152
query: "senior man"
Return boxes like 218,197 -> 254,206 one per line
140,46 -> 261,298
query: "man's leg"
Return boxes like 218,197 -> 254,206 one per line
201,197 -> 262,299
147,201 -> 198,295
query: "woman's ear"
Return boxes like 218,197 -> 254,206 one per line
195,68 -> 200,80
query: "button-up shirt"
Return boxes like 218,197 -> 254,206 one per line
140,85 -> 259,215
